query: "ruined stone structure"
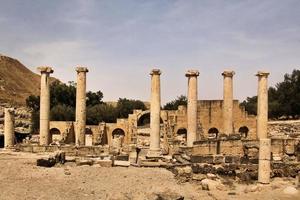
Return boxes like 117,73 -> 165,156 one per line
8,66 -> 300,184
38,67 -> 53,146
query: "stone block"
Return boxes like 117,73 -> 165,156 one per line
76,159 -> 93,166
225,156 -> 240,164
191,155 -> 213,164
37,157 -> 56,167
115,154 -> 129,161
214,155 -> 224,164
114,160 -> 130,167
259,139 -> 271,160
258,159 -> 271,184
94,159 -> 112,167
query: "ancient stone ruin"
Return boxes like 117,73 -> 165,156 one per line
2,67 -> 300,187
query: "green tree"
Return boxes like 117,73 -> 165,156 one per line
163,95 -> 187,110
50,104 -> 75,121
86,91 -> 104,106
241,69 -> 300,119
116,98 -> 146,118
87,104 -> 117,124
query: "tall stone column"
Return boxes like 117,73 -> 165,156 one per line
222,70 -> 235,135
256,71 -> 271,184
186,70 -> 199,147
75,67 -> 89,146
38,67 -> 54,145
148,69 -> 161,157
4,108 -> 15,148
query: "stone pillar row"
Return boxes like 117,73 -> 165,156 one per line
38,66 -> 88,146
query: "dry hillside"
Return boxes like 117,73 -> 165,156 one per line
0,54 -> 56,105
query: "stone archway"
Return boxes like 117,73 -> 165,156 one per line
176,128 -> 187,143
112,128 -> 126,147
239,126 -> 249,138
49,128 -> 61,143
137,111 -> 163,127
112,128 -> 125,138
85,128 -> 93,146
208,127 -> 219,139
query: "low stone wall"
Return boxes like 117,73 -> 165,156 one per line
18,145 -> 110,156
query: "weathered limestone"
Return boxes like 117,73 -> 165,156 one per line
256,71 -> 270,184
222,70 -> 235,135
75,67 -> 89,146
148,69 -> 162,157
256,71 -> 269,139
4,108 -> 15,147
186,70 -> 200,147
38,67 -> 54,145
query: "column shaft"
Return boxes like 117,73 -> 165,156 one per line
256,71 -> 270,184
4,108 -> 15,147
75,67 -> 88,146
257,74 -> 268,139
186,70 -> 199,147
38,67 -> 53,145
149,69 -> 161,156
222,71 -> 235,135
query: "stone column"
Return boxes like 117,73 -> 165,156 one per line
4,108 -> 15,147
222,70 -> 235,135
186,70 -> 199,147
38,67 -> 54,145
257,71 -> 269,139
75,67 -> 89,146
256,71 -> 270,184
148,69 -> 161,157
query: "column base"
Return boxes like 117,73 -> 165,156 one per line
146,148 -> 162,158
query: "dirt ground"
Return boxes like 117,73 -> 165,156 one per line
0,150 -> 299,200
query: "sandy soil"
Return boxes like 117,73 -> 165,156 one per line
0,150 -> 299,200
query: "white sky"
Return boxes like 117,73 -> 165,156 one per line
0,0 -> 299,104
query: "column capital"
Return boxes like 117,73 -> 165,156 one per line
222,70 -> 235,77
150,69 -> 161,76
4,108 -> 14,114
256,71 -> 270,78
37,66 -> 54,74
76,67 -> 89,73
185,70 -> 199,77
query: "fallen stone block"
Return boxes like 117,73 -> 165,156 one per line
94,159 -> 112,167
37,157 -> 56,167
283,186 -> 298,195
114,160 -> 130,167
140,161 -> 161,167
115,154 -> 129,161
76,159 -> 93,166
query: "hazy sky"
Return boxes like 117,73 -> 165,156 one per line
0,0 -> 299,104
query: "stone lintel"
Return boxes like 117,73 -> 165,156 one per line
150,69 -> 161,76
222,70 -> 235,77
256,71 -> 270,77
37,66 -> 54,74
185,69 -> 200,77
76,67 -> 89,73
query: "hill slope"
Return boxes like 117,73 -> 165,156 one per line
0,54 -> 48,105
